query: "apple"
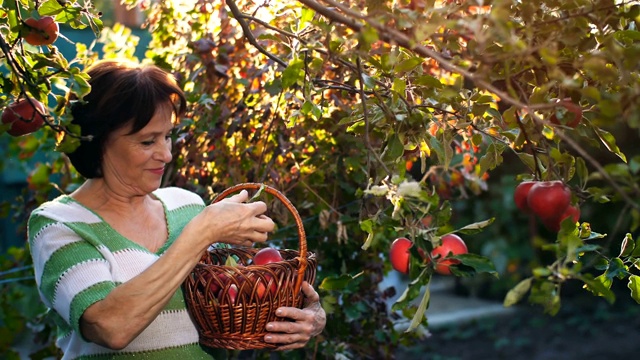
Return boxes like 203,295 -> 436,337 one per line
1,98 -> 46,136
549,98 -> 582,128
527,181 -> 571,221
253,273 -> 278,299
23,16 -> 59,46
420,215 -> 433,228
431,234 -> 468,275
226,284 -> 238,306
252,247 -> 283,265
206,271 -> 231,298
390,237 -> 414,274
542,204 -> 580,232
514,180 -> 537,213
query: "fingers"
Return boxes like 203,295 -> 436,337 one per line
263,286 -> 326,348
224,189 -> 249,203
301,281 -> 320,305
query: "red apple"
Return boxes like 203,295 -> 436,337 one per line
549,98 -> 582,128
431,234 -> 468,275
527,181 -> 571,221
390,237 -> 414,274
206,271 -> 231,298
23,16 -> 59,46
542,204 -> 580,232
252,247 -> 283,265
2,98 -> 46,136
514,181 -> 536,213
254,273 -> 278,299
227,284 -> 238,306
420,215 -> 433,228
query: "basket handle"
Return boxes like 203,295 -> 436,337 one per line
212,183 -> 308,294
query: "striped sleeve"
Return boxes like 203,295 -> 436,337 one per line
27,209 -> 116,337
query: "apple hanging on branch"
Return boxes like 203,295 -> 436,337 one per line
513,179 -> 580,232
1,98 -> 47,136
549,98 -> 583,128
429,234 -> 469,275
22,16 -> 59,46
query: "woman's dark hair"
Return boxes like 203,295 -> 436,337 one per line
66,60 -> 187,179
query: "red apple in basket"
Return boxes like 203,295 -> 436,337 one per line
227,284 -> 238,306
205,271 -> 230,298
251,248 -> 283,299
253,273 -> 278,299
252,247 -> 284,265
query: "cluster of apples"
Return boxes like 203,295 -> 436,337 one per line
205,247 -> 283,306
1,16 -> 59,137
514,180 -> 580,232
389,234 -> 468,276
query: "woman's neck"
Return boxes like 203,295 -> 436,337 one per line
71,178 -> 154,215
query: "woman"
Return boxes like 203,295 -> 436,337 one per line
27,60 -> 326,359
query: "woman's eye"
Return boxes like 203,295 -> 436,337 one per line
141,140 -> 154,146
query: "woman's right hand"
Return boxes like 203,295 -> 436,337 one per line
188,190 -> 276,249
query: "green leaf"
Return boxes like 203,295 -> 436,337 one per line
620,233 -> 635,257
319,273 -> 356,291
454,218 -> 495,235
529,280 -> 561,315
39,0 -> 64,16
382,133 -> 404,161
575,157 -> 588,189
392,78 -> 406,96
628,275 -> 640,304
414,75 -> 443,89
406,287 -> 430,332
478,142 -> 505,177
582,274 -> 615,304
605,257 -> 628,280
281,58 -> 305,89
360,219 -> 374,250
595,128 -> 627,162
450,253 -> 497,276
504,277 -> 532,307
394,57 -> 423,73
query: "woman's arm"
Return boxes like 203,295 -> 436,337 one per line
263,282 -> 327,351
80,191 -> 275,349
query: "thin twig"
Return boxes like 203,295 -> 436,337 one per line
356,55 -> 390,176
225,0 -> 287,68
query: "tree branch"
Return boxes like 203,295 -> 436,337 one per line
296,0 -> 638,210
225,0 -> 287,68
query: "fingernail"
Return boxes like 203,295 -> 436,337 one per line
266,324 -> 273,331
276,309 -> 283,316
265,335 -> 273,342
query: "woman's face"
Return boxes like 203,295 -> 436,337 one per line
101,103 -> 174,195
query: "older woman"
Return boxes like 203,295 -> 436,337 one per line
27,60 -> 326,359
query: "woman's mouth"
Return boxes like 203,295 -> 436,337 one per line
149,167 -> 165,175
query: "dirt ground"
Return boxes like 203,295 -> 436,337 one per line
396,285 -> 640,360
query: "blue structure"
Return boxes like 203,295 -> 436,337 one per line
0,26 -> 151,253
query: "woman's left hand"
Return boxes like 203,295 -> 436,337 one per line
264,281 -> 326,350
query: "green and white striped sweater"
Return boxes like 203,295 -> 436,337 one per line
28,187 -> 219,359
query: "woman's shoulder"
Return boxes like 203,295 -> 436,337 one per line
29,195 -> 101,224
153,187 -> 206,209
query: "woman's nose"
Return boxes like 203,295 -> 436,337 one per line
156,140 -> 173,163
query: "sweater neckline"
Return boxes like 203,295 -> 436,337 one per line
61,190 -> 171,256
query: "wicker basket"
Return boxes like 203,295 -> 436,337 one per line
183,183 -> 317,350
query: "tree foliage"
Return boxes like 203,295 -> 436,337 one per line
1,0 -> 640,358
